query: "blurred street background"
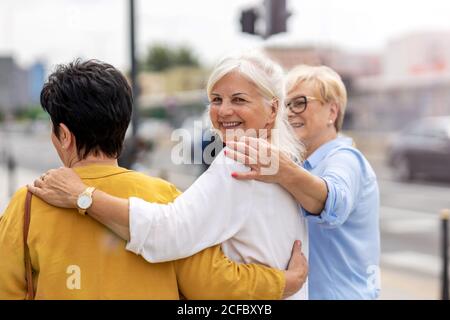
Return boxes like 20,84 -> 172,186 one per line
1,0 -> 450,300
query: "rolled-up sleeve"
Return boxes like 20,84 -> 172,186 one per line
126,151 -> 253,263
303,150 -> 363,228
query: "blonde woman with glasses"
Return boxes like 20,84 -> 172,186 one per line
225,65 -> 381,300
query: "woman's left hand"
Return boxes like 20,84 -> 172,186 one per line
27,167 -> 87,209
224,136 -> 292,184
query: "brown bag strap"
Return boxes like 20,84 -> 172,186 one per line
23,191 -> 35,300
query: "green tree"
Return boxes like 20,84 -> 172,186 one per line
14,105 -> 48,120
142,44 -> 174,72
174,47 -> 199,67
142,44 -> 200,72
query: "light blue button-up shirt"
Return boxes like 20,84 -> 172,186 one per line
302,137 -> 380,299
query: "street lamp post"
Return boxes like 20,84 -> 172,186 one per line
442,209 -> 449,300
117,0 -> 141,169
129,0 -> 139,137
0,121 -> 16,198
7,153 -> 16,198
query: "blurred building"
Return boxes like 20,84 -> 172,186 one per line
264,45 -> 381,130
0,56 -> 30,114
138,66 -> 209,127
353,32 -> 450,131
138,66 -> 208,97
0,57 -> 46,115
264,33 -> 450,132
383,31 -> 450,78
28,61 -> 46,105
264,45 -> 381,77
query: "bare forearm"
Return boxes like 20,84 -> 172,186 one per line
279,161 -> 328,214
282,270 -> 304,299
27,167 -> 132,240
282,271 -> 295,298
282,240 -> 308,298
87,190 -> 131,241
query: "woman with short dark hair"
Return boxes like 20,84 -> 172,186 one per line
0,59 -> 306,299
27,53 -> 310,300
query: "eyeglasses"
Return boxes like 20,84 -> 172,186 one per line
285,96 -> 320,114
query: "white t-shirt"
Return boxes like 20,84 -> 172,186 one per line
126,149 -> 309,300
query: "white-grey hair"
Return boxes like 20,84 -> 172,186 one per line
206,51 -> 304,162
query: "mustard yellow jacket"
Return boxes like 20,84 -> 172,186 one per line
0,165 -> 284,300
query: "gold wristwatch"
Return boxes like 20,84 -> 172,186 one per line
76,187 -> 96,215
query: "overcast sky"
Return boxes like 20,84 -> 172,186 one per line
1,0 -> 450,71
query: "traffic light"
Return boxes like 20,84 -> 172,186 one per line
265,0 -> 291,36
240,8 -> 258,35
239,0 -> 291,39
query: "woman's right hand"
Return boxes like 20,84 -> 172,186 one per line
226,136 -> 328,215
283,240 -> 308,298
225,136 -> 295,184
27,167 -> 87,209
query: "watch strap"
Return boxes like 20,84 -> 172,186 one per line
77,187 -> 96,215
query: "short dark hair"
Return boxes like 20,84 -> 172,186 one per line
40,59 -> 133,160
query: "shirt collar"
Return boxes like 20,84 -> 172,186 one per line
73,165 -> 131,179
304,136 -> 353,170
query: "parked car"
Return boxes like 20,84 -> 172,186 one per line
387,116 -> 450,181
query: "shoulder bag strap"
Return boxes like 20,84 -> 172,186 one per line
23,191 -> 35,300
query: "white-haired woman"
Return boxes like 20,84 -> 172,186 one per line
28,53 -> 309,299
225,65 -> 380,300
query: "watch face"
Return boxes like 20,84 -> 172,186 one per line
77,194 -> 92,210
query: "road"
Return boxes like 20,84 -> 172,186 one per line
1,123 -> 449,299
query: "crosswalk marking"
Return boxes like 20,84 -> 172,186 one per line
382,219 -> 438,234
380,205 -> 439,234
381,251 -> 441,276
380,205 -> 438,219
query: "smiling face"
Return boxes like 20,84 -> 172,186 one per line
286,80 -> 338,155
208,71 -> 276,140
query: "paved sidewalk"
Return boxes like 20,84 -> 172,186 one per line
379,267 -> 439,300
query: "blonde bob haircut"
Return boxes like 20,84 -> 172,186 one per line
206,52 -> 304,161
286,65 -> 348,132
